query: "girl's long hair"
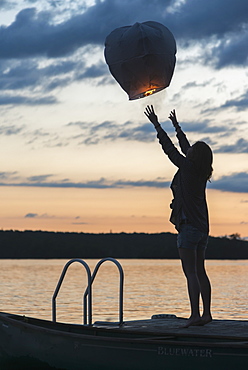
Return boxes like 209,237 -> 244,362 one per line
190,141 -> 213,181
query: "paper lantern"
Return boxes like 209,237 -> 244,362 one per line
104,21 -> 176,100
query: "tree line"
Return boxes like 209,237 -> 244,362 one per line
0,230 -> 247,259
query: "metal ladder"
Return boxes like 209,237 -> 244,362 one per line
52,257 -> 124,326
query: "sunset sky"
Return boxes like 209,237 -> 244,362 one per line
0,0 -> 247,238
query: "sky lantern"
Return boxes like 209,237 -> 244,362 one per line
104,21 -> 177,100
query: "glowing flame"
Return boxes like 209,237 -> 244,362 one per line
144,88 -> 157,97
130,86 -> 165,100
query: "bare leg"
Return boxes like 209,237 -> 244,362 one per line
196,249 -> 212,325
178,248 -> 202,327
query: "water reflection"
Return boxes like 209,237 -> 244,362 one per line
0,259 -> 247,323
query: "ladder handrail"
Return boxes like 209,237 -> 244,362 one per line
83,257 -> 124,326
52,258 -> 92,325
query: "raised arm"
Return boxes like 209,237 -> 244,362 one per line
168,110 -> 191,155
144,105 -> 161,130
168,109 -> 180,131
144,105 -> 185,168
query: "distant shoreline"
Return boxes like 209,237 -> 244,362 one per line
0,230 -> 247,259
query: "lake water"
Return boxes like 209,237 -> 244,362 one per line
0,259 -> 247,324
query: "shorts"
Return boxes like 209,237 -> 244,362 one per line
177,223 -> 208,250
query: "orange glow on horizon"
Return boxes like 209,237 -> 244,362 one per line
0,186 -> 247,238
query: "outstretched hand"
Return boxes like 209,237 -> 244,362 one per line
144,105 -> 159,127
168,109 -> 179,128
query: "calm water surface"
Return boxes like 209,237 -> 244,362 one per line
0,259 -> 247,324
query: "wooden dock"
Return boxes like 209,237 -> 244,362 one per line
98,315 -> 248,340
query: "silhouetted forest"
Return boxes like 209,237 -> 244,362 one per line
0,230 -> 247,259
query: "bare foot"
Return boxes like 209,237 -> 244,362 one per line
182,315 -> 212,328
200,314 -> 212,326
182,316 -> 202,328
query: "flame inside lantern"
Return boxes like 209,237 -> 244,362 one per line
131,87 -> 165,100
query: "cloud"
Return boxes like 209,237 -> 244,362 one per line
25,212 -> 38,218
0,0 -> 247,112
27,174 -> 54,182
0,59 -> 78,91
205,28 -> 248,69
201,90 -> 248,114
68,120 -> 156,144
182,80 -> 215,90
0,170 -> 247,194
24,212 -> 55,218
23,128 -> 69,148
169,1 -> 248,69
177,120 -> 235,134
212,172 -> 248,193
72,222 -> 88,225
219,91 -> 248,112
0,171 -> 18,179
0,124 -> 25,135
67,117 -> 238,147
66,117 -> 248,155
0,6 -> 105,59
0,176 -> 171,189
0,0 -> 247,69
0,93 -> 57,105
215,138 -> 248,153
0,52 -> 109,96
77,61 -> 108,80
0,0 -> 15,11
113,179 -> 171,188
106,123 -> 156,143
0,58 -> 83,96
169,0 -> 248,39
